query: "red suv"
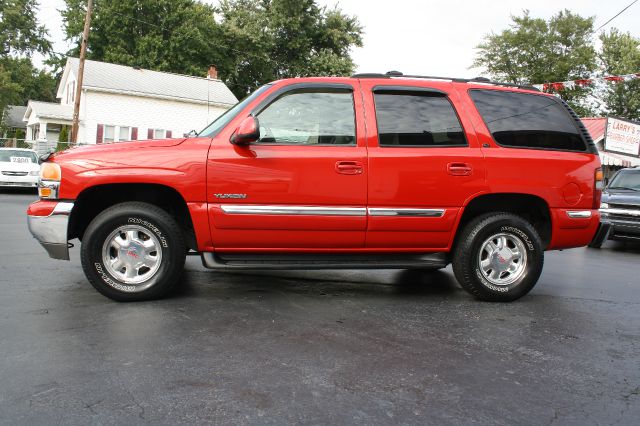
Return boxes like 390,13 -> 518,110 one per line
27,72 -> 602,302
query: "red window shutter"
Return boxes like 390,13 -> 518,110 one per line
96,124 -> 104,144
148,129 -> 154,139
131,127 -> 138,140
166,130 -> 172,138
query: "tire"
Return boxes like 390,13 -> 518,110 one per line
452,213 -> 544,302
80,202 -> 186,301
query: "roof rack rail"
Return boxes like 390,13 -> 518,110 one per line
351,71 -> 540,91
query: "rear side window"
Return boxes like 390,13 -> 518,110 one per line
373,93 -> 467,147
469,90 -> 587,152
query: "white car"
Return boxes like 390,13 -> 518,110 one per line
0,148 -> 40,189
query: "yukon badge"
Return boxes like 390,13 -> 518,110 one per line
214,193 -> 247,199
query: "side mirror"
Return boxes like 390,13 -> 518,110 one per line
230,116 -> 260,146
184,129 -> 198,138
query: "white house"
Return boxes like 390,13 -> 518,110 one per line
23,58 -> 238,146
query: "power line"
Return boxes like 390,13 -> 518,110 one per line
594,0 -> 638,33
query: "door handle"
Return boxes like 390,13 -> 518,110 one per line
447,162 -> 473,176
335,161 -> 364,175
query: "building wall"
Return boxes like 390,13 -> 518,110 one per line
79,91 -> 228,144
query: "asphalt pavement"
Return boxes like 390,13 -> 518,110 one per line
1,190 -> 639,425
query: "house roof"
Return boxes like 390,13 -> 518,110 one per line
2,105 -> 27,128
24,101 -> 73,121
581,117 -> 607,142
58,58 -> 238,106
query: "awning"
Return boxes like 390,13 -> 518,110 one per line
599,151 -> 640,167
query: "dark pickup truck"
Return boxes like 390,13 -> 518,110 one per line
591,167 -> 640,247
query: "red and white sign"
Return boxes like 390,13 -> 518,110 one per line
604,117 -> 640,158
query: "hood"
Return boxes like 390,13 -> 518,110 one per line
48,138 -> 186,161
0,160 -> 40,172
602,190 -> 640,207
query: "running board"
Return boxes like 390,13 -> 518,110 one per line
201,252 -> 448,270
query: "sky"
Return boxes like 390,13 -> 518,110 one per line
36,0 -> 640,83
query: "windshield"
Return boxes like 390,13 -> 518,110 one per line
198,84 -> 272,138
608,171 -> 640,191
0,150 -> 38,164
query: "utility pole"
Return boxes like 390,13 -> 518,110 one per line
70,0 -> 94,145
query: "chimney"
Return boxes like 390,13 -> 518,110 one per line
207,64 -> 218,80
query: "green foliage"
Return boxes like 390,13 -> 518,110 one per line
0,56 -> 57,116
473,10 -> 596,116
0,0 -> 51,56
217,0 -> 363,97
58,125 -> 70,143
599,29 -> 640,121
0,57 -> 58,135
62,0 -> 221,77
0,0 -> 56,123
61,0 -> 363,99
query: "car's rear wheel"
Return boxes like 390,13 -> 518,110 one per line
452,213 -> 544,302
80,202 -> 186,301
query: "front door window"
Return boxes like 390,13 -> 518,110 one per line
256,90 -> 356,146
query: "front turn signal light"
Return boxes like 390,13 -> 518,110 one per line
39,187 -> 52,198
40,162 -> 62,181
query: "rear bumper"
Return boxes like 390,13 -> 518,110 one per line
548,208 -> 601,250
27,201 -> 74,260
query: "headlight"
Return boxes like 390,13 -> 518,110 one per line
38,162 -> 61,199
29,170 -> 39,176
600,203 -> 609,209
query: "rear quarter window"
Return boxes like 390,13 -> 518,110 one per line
469,89 -> 587,152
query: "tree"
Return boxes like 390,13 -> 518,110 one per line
599,29 -> 640,121
61,0 -> 222,77
61,0 -> 363,99
217,0 -> 363,97
0,0 -> 51,56
473,10 -> 596,116
0,0 -> 56,130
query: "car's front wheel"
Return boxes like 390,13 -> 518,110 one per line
80,202 -> 186,301
452,213 -> 544,302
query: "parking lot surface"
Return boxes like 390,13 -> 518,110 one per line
1,191 -> 639,425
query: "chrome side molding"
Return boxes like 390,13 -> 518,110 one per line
220,205 -> 366,216
220,204 -> 448,217
367,208 -> 445,217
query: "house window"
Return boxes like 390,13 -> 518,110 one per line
104,125 -> 131,143
154,129 -> 166,139
66,82 -> 75,104
104,125 -> 115,143
119,126 -> 130,141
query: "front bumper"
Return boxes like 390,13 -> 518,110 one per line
0,174 -> 38,188
27,201 -> 74,260
599,207 -> 640,242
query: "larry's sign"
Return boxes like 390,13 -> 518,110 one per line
604,117 -> 640,157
